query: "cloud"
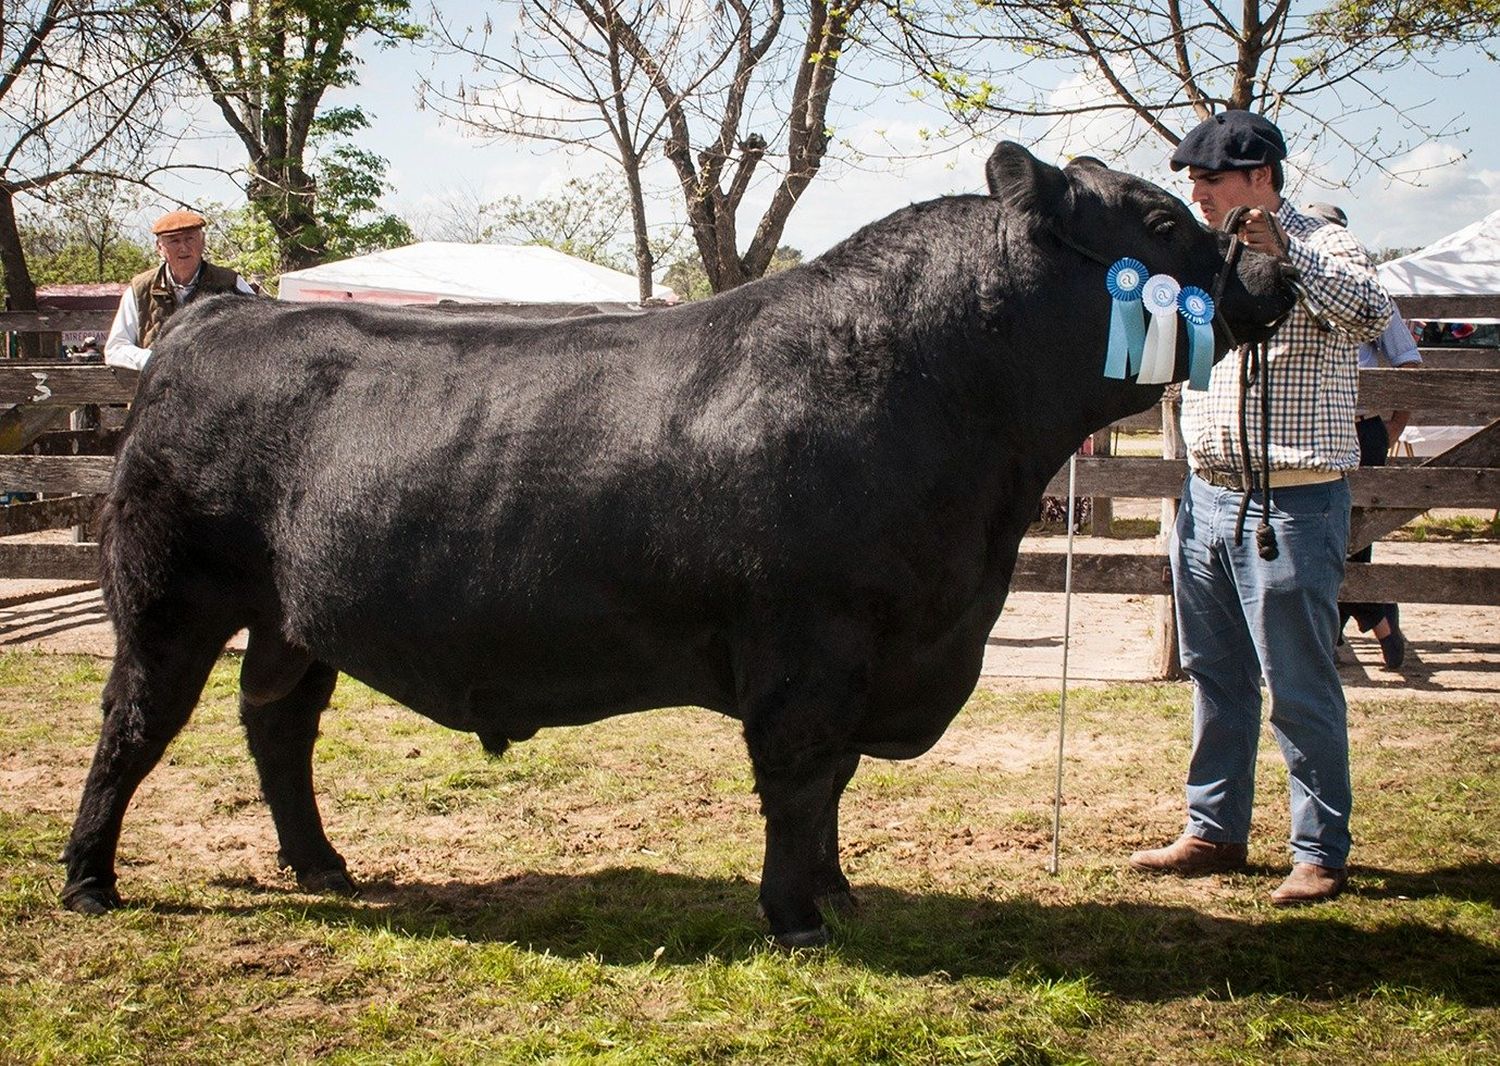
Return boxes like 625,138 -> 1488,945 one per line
1300,142 -> 1500,252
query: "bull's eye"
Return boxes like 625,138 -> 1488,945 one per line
1148,214 -> 1176,236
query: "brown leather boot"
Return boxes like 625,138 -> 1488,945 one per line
1270,863 -> 1348,906
1128,834 -> 1248,876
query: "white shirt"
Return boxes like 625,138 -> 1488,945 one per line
105,264 -> 257,371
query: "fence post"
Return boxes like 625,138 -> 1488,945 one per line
1088,428 -> 1112,535
1154,387 -> 1184,680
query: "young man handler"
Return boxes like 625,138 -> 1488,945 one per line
1129,111 -> 1392,905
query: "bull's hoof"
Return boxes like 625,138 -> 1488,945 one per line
61,878 -> 122,915
816,888 -> 858,915
772,925 -> 831,950
297,868 -> 359,897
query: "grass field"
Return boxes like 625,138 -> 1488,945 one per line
1,652 -> 1495,1064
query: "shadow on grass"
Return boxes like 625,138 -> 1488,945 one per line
1353,863 -> 1500,905
172,863 -> 1500,1005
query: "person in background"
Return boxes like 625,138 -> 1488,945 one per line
105,209 -> 256,371
1128,111 -> 1392,906
1304,202 -> 1419,669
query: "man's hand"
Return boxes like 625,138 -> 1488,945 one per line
1235,208 -> 1290,260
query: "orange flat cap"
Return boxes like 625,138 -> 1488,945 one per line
151,209 -> 206,235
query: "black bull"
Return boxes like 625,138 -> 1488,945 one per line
62,143 -> 1294,945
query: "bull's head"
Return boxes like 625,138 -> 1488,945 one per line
984,142 -> 1297,376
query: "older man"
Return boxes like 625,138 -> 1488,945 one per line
1129,111 -> 1392,905
105,209 -> 257,371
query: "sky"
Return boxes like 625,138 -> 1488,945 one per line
152,9 -> 1500,266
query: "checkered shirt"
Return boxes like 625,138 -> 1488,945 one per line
1182,202 -> 1393,477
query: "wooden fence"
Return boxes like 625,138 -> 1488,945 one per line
1,296 -> 1496,668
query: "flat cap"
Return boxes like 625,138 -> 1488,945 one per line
151,209 -> 206,235
1169,110 -> 1287,172
1303,202 -> 1347,227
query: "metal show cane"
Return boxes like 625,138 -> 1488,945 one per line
1049,451 -> 1078,875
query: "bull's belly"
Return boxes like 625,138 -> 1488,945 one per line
304,613 -> 739,739
281,564 -> 1006,756
302,611 -> 990,757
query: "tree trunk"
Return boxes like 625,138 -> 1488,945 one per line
0,188 -> 46,359
249,166 -> 326,272
708,233 -> 748,292
622,162 -> 654,302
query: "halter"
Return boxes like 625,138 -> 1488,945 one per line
1048,211 -> 1291,560
1210,208 -> 1250,350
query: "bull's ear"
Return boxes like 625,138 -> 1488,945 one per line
985,142 -> 1068,215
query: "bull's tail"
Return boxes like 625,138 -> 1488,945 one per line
96,451 -> 182,635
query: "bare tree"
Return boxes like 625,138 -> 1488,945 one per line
410,184 -> 509,244
425,0 -> 857,295
0,1 -> 181,352
412,178 -> 692,286
41,175 -> 148,282
151,0 -> 421,271
883,0 -> 1493,183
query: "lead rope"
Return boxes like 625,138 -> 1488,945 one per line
1218,205 -> 1279,561
1257,342 -> 1278,559
1232,338 -> 1277,559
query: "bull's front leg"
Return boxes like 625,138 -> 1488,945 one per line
737,616 -> 872,946
750,749 -> 854,947
741,682 -> 866,944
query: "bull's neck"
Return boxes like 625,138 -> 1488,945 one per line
806,202 -> 1158,462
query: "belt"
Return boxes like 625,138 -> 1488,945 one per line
1194,468 -> 1345,492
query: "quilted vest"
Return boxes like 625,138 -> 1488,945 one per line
129,261 -> 244,349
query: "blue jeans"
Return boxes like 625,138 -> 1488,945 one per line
1171,473 -> 1353,868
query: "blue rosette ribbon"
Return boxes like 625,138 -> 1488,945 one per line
1178,285 -> 1216,391
1103,257 -> 1148,379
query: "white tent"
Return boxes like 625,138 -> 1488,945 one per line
1377,210 -> 1500,456
276,241 -> 674,306
1378,208 -> 1500,316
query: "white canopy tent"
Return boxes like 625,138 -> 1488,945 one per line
1376,209 -> 1500,455
276,241 -> 674,306
1378,208 -> 1500,319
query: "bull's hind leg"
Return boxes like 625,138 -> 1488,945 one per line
238,654 -> 354,895
61,611 -> 237,914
